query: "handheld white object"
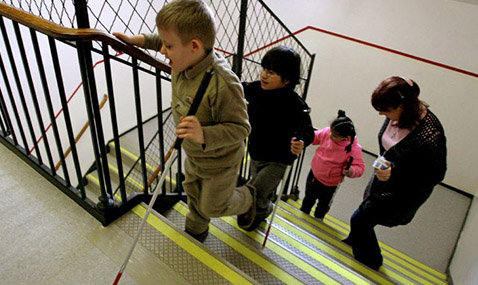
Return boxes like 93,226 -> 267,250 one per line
372,156 -> 389,170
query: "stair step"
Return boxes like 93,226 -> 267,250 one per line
169,201 -> 383,285
283,199 -> 448,284
115,203 -> 256,284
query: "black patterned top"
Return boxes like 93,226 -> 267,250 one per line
361,109 -> 447,226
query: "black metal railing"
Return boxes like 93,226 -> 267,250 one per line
0,2 -> 172,224
0,0 -> 315,224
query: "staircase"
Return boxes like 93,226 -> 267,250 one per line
85,117 -> 449,285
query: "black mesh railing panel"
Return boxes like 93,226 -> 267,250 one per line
1,0 -> 76,27
242,0 -> 312,97
115,110 -> 177,196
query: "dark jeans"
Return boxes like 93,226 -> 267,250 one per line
300,170 -> 337,219
345,207 -> 383,270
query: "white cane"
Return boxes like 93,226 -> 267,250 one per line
262,164 -> 291,249
113,69 -> 213,285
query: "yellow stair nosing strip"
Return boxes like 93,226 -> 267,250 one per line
221,216 -> 342,285
132,205 -> 253,285
277,207 -> 435,285
271,213 -> 394,285
286,199 -> 448,283
289,199 -> 447,281
175,202 -> 351,285
109,141 -> 156,173
172,203 -> 305,285
256,218 -> 381,285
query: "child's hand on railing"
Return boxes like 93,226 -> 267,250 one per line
112,32 -> 145,47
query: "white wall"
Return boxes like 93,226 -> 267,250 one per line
450,198 -> 478,284
262,0 -> 478,282
264,0 -> 478,71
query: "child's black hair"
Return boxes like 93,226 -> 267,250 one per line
330,110 -> 356,153
261,46 -> 301,88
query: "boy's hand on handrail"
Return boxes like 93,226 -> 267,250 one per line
112,32 -> 145,47
176,116 -> 205,144
290,137 -> 304,155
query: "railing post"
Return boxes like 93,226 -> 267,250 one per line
288,54 -> 316,199
76,41 -> 114,210
132,58 -> 149,195
233,0 -> 248,79
103,44 -> 127,204
301,53 -> 316,100
74,0 -> 90,29
155,69 -> 167,195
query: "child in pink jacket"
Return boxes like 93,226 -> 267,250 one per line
300,110 -> 365,219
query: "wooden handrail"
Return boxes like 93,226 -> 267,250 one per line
0,2 -> 171,73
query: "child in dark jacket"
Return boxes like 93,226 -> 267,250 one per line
241,46 -> 315,231
300,110 -> 365,219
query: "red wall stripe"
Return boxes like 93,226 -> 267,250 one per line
297,26 -> 478,78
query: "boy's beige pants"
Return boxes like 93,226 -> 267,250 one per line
182,158 -> 253,234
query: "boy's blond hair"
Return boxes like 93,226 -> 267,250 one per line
156,0 -> 216,51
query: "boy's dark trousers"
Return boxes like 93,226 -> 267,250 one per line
300,170 -> 337,219
248,159 -> 287,220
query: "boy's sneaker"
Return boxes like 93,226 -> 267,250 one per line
243,201 -> 273,232
237,185 -> 257,229
185,228 -> 209,243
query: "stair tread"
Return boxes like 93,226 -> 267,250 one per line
283,199 -> 448,284
115,203 -> 257,284
168,201 -> 382,285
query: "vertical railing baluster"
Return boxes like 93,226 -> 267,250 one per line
289,54 -> 316,195
13,22 -> 47,165
30,28 -> 55,171
233,0 -> 248,78
30,34 -> 63,177
0,114 -> 5,136
76,41 -> 113,209
0,86 -> 14,137
234,0 -> 248,182
132,58 -> 148,194
155,69 -> 166,194
49,38 -> 85,197
5,22 -> 40,158
103,44 -> 126,203
0,17 -> 28,149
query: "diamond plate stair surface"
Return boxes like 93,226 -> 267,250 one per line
114,207 -> 254,284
